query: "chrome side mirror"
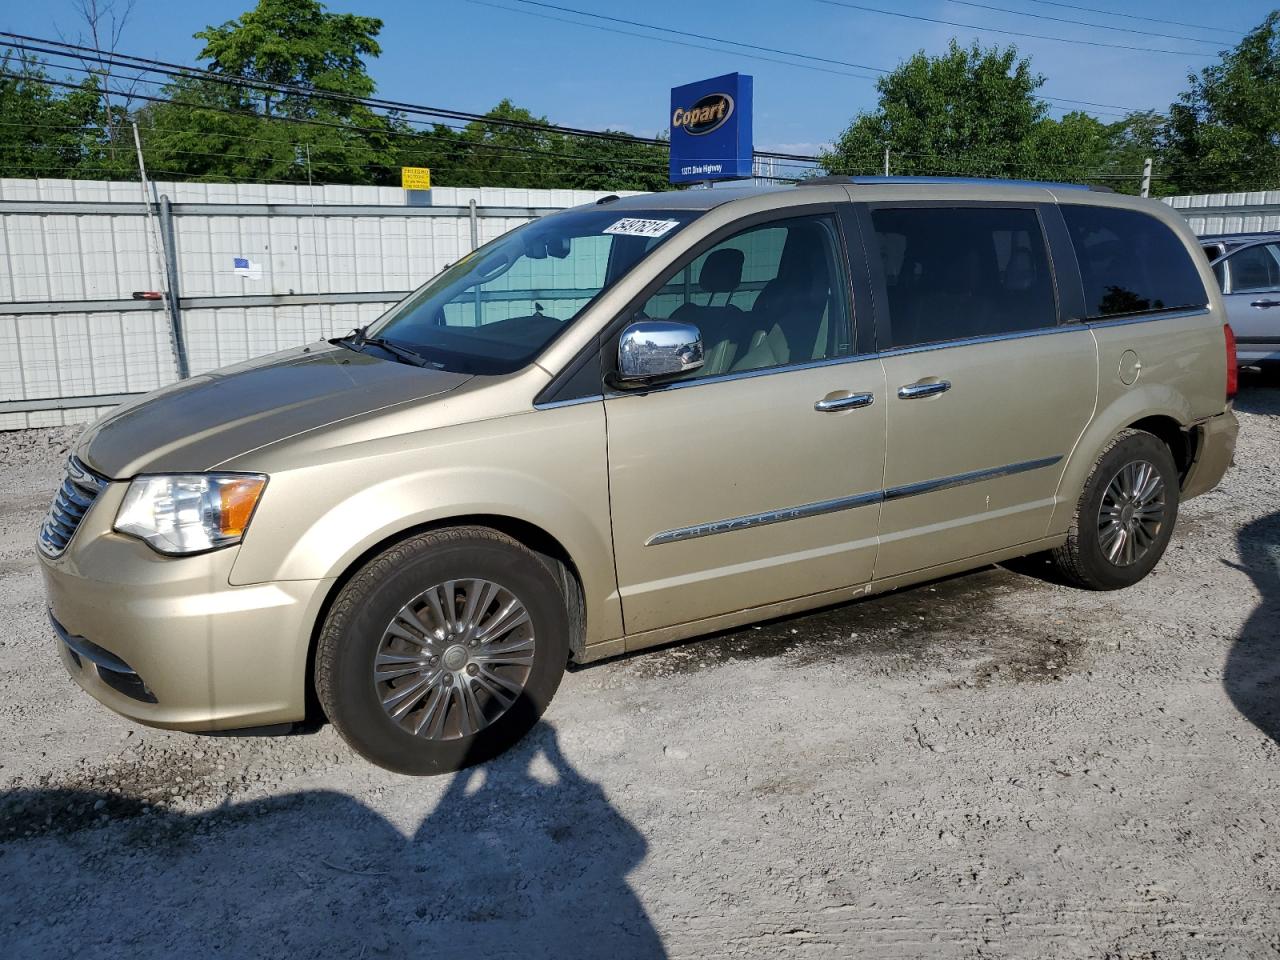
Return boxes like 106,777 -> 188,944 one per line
616,320 -> 704,383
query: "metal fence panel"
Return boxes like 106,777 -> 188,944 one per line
1164,191 -> 1280,235
0,178 -> 635,428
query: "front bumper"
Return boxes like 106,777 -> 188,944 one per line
1182,409 -> 1239,501
39,481 -> 333,731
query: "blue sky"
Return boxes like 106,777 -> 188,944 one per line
3,0 -> 1274,154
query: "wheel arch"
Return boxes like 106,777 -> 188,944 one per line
1049,390 -> 1195,536
1126,414 -> 1196,481
302,515 -> 593,723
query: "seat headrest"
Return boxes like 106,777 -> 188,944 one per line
1004,248 -> 1035,292
698,248 -> 744,294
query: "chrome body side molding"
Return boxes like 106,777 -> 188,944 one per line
646,455 -> 1064,546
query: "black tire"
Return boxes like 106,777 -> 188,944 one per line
315,526 -> 570,775
1050,429 -> 1180,590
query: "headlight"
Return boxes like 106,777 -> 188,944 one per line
114,474 -> 267,555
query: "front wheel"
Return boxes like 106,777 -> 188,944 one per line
1050,429 -> 1180,590
316,527 -> 570,775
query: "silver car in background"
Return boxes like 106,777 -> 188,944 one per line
1206,233 -> 1280,370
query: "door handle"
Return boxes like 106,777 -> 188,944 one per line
1250,299 -> 1280,308
814,391 -> 875,412
897,379 -> 951,399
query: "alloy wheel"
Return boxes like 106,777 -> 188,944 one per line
373,579 -> 535,740
1097,459 -> 1167,567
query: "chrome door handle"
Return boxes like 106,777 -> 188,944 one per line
1250,299 -> 1280,308
897,380 -> 951,399
814,392 -> 875,412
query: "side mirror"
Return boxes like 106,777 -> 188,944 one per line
616,320 -> 704,383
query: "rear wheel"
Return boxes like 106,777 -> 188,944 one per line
316,527 -> 570,775
1050,429 -> 1180,590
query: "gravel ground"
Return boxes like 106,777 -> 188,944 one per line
0,381 -> 1277,959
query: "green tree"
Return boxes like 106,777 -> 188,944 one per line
0,51 -> 113,178
1028,110 -> 1112,186
821,40 -> 1165,190
139,0 -> 396,185
195,0 -> 382,114
1164,11 -> 1280,193
1099,111 -> 1169,196
822,41 -> 1048,178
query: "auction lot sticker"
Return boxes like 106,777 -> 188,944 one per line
604,218 -> 681,238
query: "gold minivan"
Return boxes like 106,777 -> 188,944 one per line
38,178 -> 1238,774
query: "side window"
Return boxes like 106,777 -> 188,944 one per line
1225,242 -> 1280,294
871,206 -> 1056,349
638,215 -> 852,379
1060,205 -> 1208,318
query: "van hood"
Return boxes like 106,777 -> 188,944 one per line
76,344 -> 472,478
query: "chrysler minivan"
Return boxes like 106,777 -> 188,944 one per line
39,177 -> 1238,774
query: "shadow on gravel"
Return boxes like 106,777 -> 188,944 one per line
1224,510 -> 1280,746
0,723 -> 666,959
1235,375 -> 1280,415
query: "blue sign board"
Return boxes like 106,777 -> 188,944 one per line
669,73 -> 753,184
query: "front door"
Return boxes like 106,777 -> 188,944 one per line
1218,240 -> 1280,361
604,211 -> 888,635
865,203 -> 1097,579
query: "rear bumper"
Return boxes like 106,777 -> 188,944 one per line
1182,409 -> 1238,501
39,516 -> 333,732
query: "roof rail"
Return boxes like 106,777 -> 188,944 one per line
796,175 -> 1099,191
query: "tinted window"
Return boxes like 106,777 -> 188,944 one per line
1226,242 -> 1280,293
1061,205 -> 1207,318
871,207 -> 1056,348
638,215 -> 852,379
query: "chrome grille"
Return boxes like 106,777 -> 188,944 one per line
38,457 -> 108,558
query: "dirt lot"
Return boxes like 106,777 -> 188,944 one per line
0,382 -> 1277,960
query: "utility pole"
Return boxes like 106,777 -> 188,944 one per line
883,145 -> 890,177
132,122 -> 189,379
132,122 -> 161,294
1141,157 -> 1153,199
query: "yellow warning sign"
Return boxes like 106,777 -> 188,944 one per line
401,167 -> 431,191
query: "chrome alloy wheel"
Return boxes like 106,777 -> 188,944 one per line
373,579 -> 535,740
1097,459 -> 1167,567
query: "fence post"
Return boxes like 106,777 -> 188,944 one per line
158,195 -> 190,379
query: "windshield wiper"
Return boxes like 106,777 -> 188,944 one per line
333,326 -> 432,367
360,337 -> 433,367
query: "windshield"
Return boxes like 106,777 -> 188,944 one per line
364,207 -> 702,374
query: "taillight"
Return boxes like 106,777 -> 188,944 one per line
1224,323 -> 1238,400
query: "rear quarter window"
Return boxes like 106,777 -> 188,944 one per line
1061,205 -> 1208,319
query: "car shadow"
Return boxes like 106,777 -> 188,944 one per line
0,723 -> 667,959
1235,375 -> 1280,415
1224,510 -> 1280,746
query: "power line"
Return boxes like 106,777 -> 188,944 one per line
1019,0 -> 1243,37
0,32 -> 825,164
938,0 -> 1224,45
0,32 -> 676,149
484,0 -> 1140,116
498,0 -> 886,75
0,70 -> 695,178
0,67 -> 819,185
813,0 -> 1218,57
2,30 -> 819,163
465,0 -> 885,83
